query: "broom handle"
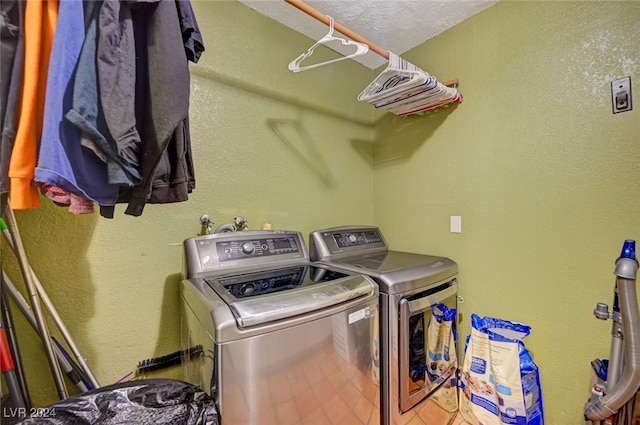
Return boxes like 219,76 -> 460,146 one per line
1,219 -> 100,390
2,203 -> 67,399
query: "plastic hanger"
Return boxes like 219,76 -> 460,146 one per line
288,16 -> 369,73
357,52 -> 429,102
357,51 -> 463,116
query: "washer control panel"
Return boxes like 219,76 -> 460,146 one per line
183,230 -> 307,278
216,236 -> 300,261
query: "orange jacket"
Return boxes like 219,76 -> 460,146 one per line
9,0 -> 58,210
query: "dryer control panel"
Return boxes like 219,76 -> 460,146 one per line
309,225 -> 388,261
332,229 -> 383,248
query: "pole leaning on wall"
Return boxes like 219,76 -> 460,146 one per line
2,201 -> 68,400
0,220 -> 100,390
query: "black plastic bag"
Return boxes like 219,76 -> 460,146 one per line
17,379 -> 218,425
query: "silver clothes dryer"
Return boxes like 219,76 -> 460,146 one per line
310,225 -> 459,425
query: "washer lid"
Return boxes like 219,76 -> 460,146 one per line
205,265 -> 376,327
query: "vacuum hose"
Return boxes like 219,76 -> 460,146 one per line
585,242 -> 640,420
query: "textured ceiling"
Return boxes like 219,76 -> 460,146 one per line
238,0 -> 498,69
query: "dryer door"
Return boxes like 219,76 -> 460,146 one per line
398,279 -> 458,412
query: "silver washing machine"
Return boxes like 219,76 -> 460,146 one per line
310,225 -> 459,425
180,230 -> 381,425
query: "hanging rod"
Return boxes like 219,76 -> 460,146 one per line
283,0 -> 459,87
284,0 -> 389,59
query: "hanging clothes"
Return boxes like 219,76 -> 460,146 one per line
119,0 -> 194,217
0,2 -> 84,215
62,0 -> 142,188
146,0 -> 204,206
39,183 -> 94,214
0,0 -> 25,206
34,0 -> 119,212
8,0 -> 58,210
96,0 -> 140,167
176,0 -> 205,63
2,0 -> 204,217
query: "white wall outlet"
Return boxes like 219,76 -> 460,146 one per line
450,216 -> 462,233
612,77 -> 632,114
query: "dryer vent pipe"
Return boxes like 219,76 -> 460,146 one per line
584,244 -> 640,421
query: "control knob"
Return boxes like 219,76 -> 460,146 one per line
241,242 -> 255,255
240,283 -> 256,295
347,234 -> 357,244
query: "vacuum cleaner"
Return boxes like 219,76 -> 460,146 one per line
585,240 -> 640,424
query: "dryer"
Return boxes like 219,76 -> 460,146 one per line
310,225 -> 459,425
181,230 -> 381,425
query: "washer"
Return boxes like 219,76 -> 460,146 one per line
180,230 -> 381,425
310,225 -> 459,425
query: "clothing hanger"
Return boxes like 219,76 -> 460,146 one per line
379,81 -> 462,115
288,16 -> 369,73
358,52 -> 463,115
357,52 -> 429,102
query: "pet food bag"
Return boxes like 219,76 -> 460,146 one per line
458,314 -> 544,425
426,303 -> 459,412
427,303 -> 457,384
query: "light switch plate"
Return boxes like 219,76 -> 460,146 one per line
450,216 -> 462,233
612,77 -> 632,114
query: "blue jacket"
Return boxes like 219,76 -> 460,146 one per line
35,0 -> 121,206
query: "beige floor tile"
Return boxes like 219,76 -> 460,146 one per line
324,394 -> 352,425
295,388 -> 321,420
302,408 -> 332,425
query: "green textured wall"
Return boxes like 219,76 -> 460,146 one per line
2,1 -> 639,425
373,1 -> 640,424
1,0 -> 376,409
